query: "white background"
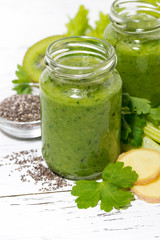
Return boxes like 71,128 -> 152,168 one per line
1,1 -> 160,239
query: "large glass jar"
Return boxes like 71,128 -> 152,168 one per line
40,36 -> 122,180
104,0 -> 160,105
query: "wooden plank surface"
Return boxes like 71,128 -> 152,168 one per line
1,141 -> 160,239
1,191 -> 160,239
1,0 -> 160,239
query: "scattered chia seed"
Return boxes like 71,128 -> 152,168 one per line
0,149 -> 71,192
0,95 -> 40,122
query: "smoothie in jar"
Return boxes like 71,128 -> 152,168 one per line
40,37 -> 122,180
104,0 -> 160,105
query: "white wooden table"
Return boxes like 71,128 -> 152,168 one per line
0,0 -> 160,239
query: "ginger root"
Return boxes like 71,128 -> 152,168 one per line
118,149 -> 160,185
132,177 -> 160,203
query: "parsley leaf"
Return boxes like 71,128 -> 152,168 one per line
127,115 -> 146,147
13,64 -> 30,83
102,162 -> 137,188
87,12 -> 110,39
121,94 -> 151,147
122,93 -> 131,111
13,84 -> 32,95
100,182 -> 133,212
130,96 -> 151,115
121,93 -> 160,147
121,115 -> 132,141
72,181 -> 101,209
66,5 -> 91,36
122,93 -> 151,115
71,162 -> 138,212
147,107 -> 160,126
12,65 -> 32,94
121,114 -> 146,147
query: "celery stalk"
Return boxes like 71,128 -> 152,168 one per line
144,122 -> 160,144
142,136 -> 160,152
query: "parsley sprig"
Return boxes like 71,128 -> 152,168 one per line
12,65 -> 32,94
71,162 -> 138,212
121,93 -> 160,147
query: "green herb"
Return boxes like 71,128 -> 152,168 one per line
66,5 -> 91,36
130,96 -> 151,115
122,93 -> 151,115
12,65 -> 32,94
71,162 -> 138,212
121,93 -> 160,147
126,115 -> 146,147
147,107 -> 160,126
87,12 -> 110,39
66,5 -> 110,39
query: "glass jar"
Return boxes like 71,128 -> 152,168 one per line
40,36 -> 122,180
104,0 -> 160,105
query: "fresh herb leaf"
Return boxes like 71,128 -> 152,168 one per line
12,65 -> 32,94
121,93 -> 160,147
13,65 -> 30,83
121,94 -> 153,147
130,126 -> 145,147
100,182 -> 133,212
121,114 -> 146,147
66,6 -> 110,39
71,162 -> 138,212
122,93 -> 151,115
87,12 -> 110,39
121,115 -> 132,141
147,107 -> 160,126
12,84 -> 31,95
128,115 -> 146,147
122,93 -> 131,110
72,181 -> 101,209
102,162 -> 137,188
66,5 -> 91,36
130,96 -> 151,115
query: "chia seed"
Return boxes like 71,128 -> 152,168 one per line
0,94 -> 40,122
0,149 -> 71,192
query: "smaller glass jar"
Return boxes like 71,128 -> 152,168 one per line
104,0 -> 160,105
40,36 -> 122,180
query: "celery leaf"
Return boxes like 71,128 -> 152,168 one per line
66,5 -> 91,36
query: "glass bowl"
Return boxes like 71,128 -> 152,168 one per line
0,83 -> 41,139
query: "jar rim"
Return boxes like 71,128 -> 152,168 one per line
44,36 -> 117,82
110,0 -> 160,34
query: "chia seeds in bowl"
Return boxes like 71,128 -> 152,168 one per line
0,83 -> 41,139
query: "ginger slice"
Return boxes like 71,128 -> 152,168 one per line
117,149 -> 160,185
132,177 -> 160,203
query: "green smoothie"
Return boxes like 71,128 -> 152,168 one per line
104,16 -> 160,105
40,37 -> 122,180
40,70 -> 122,179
